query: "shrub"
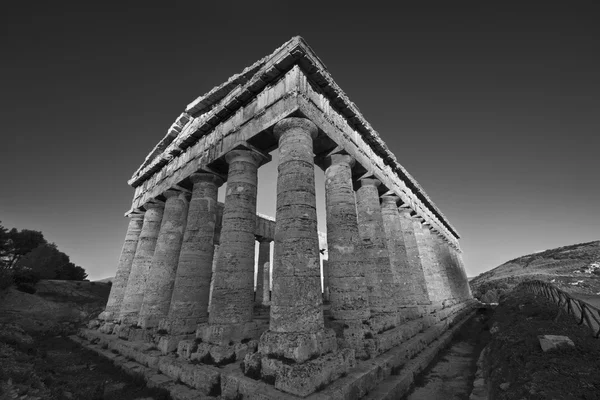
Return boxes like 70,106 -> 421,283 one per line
0,269 -> 13,290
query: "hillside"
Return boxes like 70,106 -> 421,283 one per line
470,240 -> 600,302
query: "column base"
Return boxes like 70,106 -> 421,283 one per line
97,310 -> 115,321
257,328 -> 338,363
158,317 -> 201,336
242,346 -> 355,397
196,320 -> 268,346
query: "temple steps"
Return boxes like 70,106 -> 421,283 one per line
75,299 -> 477,399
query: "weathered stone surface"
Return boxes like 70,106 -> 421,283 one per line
325,153 -> 370,319
119,202 -> 164,324
256,238 -> 270,305
138,190 -> 189,328
210,147 -> 267,326
100,214 -> 144,321
265,347 -> 355,397
258,329 -> 337,363
356,177 -> 397,317
165,172 -> 223,334
197,320 -> 267,346
538,335 -> 575,352
269,118 -> 324,334
381,196 -> 419,307
412,217 -> 444,304
397,208 -> 430,305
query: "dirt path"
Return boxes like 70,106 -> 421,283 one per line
404,310 -> 491,400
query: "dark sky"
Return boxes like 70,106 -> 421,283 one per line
2,3 -> 598,280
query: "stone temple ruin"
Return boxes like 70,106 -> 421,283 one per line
80,37 -> 476,399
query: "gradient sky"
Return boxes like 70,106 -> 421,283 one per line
1,3 -> 598,280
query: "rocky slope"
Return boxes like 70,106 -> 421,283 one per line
470,241 -> 600,302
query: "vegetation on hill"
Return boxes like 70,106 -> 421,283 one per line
481,285 -> 600,399
470,241 -> 600,303
0,221 -> 87,293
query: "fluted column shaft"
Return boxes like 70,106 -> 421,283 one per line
397,209 -> 430,304
209,149 -> 264,325
269,117 -> 324,333
381,196 -> 417,306
325,153 -> 370,323
119,203 -> 164,324
355,178 -> 396,315
256,239 -> 271,305
165,173 -> 223,334
138,190 -> 189,328
100,214 -> 144,321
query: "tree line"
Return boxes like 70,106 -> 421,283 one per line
0,221 -> 87,291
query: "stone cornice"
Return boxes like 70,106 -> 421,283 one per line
127,36 -> 459,239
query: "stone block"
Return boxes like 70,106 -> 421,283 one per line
178,363 -> 221,394
177,339 -> 198,359
267,348 -> 355,397
158,334 -> 194,355
538,335 -> 575,352
258,329 -> 337,363
196,320 -> 267,346
158,355 -> 184,381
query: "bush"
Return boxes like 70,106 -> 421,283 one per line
16,282 -> 36,294
0,269 -> 14,290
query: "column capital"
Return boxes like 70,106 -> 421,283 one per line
144,201 -> 165,210
190,172 -> 224,187
358,173 -> 381,188
224,144 -> 270,167
163,189 -> 182,199
397,207 -> 413,217
324,153 -> 355,168
380,194 -> 399,205
273,117 -> 318,140
129,213 -> 145,220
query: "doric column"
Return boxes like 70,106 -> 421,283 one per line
251,117 -> 351,397
324,152 -> 370,356
209,147 -> 267,326
433,234 -> 458,300
268,117 -> 324,335
99,213 -> 144,321
322,259 -> 330,301
119,202 -> 164,324
413,219 -> 443,304
255,238 -> 271,305
164,172 -> 223,334
397,208 -> 430,304
262,262 -> 271,304
325,152 -> 370,318
208,245 -> 218,307
381,195 -> 418,306
426,225 -> 452,302
355,177 -> 396,318
138,190 -> 189,328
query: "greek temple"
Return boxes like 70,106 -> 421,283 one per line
83,36 -> 476,399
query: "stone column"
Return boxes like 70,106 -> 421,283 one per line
355,177 -> 396,328
325,153 -> 370,333
397,208 -> 430,304
380,195 -> 418,307
138,190 -> 189,328
433,234 -> 458,301
209,147 -> 266,328
255,238 -> 271,305
163,173 -> 223,334
426,225 -> 452,302
267,118 -> 324,335
119,202 -> 164,325
99,213 -> 144,321
262,261 -> 271,304
322,259 -> 330,301
413,219 -> 443,304
251,117 -> 351,397
208,245 -> 218,308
